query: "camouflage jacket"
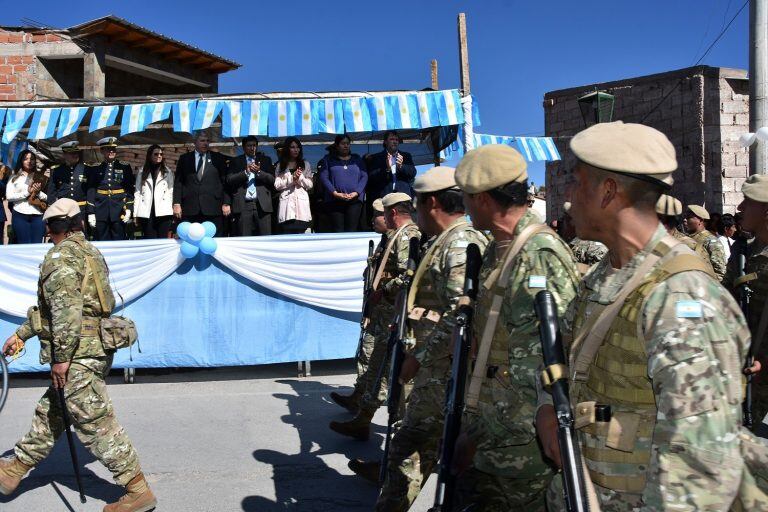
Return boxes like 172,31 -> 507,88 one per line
670,228 -> 697,251
569,237 -> 608,266
724,238 -> 768,357
564,223 -> 750,510
463,210 -> 580,477
16,232 -> 115,364
407,218 -> 487,384
692,228 -> 727,280
380,221 -> 421,301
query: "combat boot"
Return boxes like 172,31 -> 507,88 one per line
348,458 -> 380,484
330,389 -> 361,413
0,457 -> 32,495
329,408 -> 375,441
103,473 -> 157,512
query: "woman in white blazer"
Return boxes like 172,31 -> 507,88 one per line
134,145 -> 175,238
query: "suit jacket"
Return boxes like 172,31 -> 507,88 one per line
173,151 -> 230,217
225,153 -> 275,214
365,150 -> 417,199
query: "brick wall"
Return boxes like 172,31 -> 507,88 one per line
0,28 -> 70,101
544,66 -> 749,222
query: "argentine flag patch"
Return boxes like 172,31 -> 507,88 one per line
528,275 -> 547,288
675,300 -> 702,318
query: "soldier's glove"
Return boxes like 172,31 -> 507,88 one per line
88,214 -> 96,228
122,210 -> 132,224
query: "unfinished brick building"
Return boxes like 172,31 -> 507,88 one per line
544,65 -> 749,221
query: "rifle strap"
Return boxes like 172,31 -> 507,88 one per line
371,222 -> 414,291
465,223 -> 552,411
83,255 -> 109,315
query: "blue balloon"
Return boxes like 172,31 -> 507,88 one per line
202,221 -> 217,238
180,241 -> 199,259
176,222 -> 192,241
199,236 -> 218,255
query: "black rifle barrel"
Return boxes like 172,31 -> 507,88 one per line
57,387 -> 86,503
430,243 -> 482,511
739,253 -> 754,429
355,240 -> 376,361
535,290 -> 589,512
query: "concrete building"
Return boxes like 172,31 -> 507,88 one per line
544,65 -> 749,222
0,15 -> 239,101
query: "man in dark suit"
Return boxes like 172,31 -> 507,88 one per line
173,130 -> 230,235
225,136 -> 275,236
364,130 -> 417,222
86,137 -> 135,241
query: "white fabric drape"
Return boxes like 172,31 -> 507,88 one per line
0,233 -> 376,318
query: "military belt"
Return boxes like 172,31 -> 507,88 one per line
97,189 -> 125,196
80,316 -> 102,336
77,201 -> 87,207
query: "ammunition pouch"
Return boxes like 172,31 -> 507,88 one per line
99,316 -> 138,351
27,306 -> 43,334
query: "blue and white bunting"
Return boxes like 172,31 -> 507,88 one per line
540,137 -> 561,161
342,97 -> 372,133
56,107 -> 88,139
171,101 -> 197,133
0,109 -> 6,136
192,100 -> 223,130
415,93 -> 440,128
28,108 -> 61,140
470,133 -> 561,162
0,139 -> 27,167
240,100 -> 268,136
3,108 -> 33,143
297,100 -> 314,135
89,105 -> 120,133
221,101 -> 243,138
386,94 -> 420,130
120,104 -> 145,136
317,99 -> 345,134
366,96 -> 389,131
142,102 -> 172,128
435,90 -> 463,126
268,101 -> 290,137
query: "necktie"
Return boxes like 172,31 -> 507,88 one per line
196,153 -> 205,180
246,158 -> 257,199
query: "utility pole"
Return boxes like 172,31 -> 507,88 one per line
458,13 -> 474,151
431,59 -> 439,90
750,0 -> 768,175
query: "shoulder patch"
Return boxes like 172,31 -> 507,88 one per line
454,240 -> 469,249
51,253 -> 61,259
675,300 -> 703,318
528,275 -> 547,288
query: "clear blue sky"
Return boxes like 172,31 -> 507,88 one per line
2,0 -> 749,185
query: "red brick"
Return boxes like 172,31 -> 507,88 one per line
0,85 -> 15,94
0,65 -> 12,74
12,65 -> 27,73
20,56 -> 34,64
45,33 -> 64,42
0,34 -> 10,44
5,56 -> 22,64
8,34 -> 24,44
31,33 -> 46,43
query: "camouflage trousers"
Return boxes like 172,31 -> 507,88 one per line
354,310 -> 390,401
357,309 -> 394,415
452,466 -> 550,512
14,356 -> 141,486
375,381 -> 445,512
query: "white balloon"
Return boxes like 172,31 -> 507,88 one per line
757,127 -> 768,142
740,132 -> 757,147
188,223 -> 205,242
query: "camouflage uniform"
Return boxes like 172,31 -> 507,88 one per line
13,232 -> 142,486
357,221 -> 421,416
692,228 -> 727,280
569,237 -> 608,266
547,223 -> 751,511
454,210 -> 580,512
670,227 -> 697,251
376,218 -> 487,512
724,239 -> 768,431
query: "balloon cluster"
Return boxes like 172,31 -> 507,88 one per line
177,221 -> 218,259
739,128 -> 768,147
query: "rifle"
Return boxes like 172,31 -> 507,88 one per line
355,240 -> 376,362
535,290 -> 589,512
379,236 -> 420,485
737,250 -> 754,428
429,243 -> 482,512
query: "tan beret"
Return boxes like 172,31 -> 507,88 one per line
413,166 -> 457,194
687,204 -> 710,220
382,192 -> 412,208
43,198 -> 81,220
372,198 -> 384,213
455,144 -> 527,194
570,121 -> 677,186
655,195 -> 682,216
742,174 -> 768,203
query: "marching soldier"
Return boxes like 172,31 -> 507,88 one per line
656,194 -> 698,250
331,198 -> 390,412
330,192 -> 421,442
683,204 -> 727,280
375,167 -> 488,511
724,175 -> 768,435
537,121 -> 754,510
86,137 -> 135,241
0,198 -> 156,512
448,145 -> 580,510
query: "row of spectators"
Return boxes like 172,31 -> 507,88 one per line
0,130 -> 418,243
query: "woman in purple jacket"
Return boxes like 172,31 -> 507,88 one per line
318,134 -> 368,232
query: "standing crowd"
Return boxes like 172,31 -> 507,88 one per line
0,129 -> 418,244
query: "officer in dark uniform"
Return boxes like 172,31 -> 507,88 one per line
47,141 -> 89,209
86,137 -> 135,241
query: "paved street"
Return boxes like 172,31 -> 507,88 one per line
0,360 -> 436,511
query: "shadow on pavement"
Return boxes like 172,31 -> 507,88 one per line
242,379 -> 382,511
